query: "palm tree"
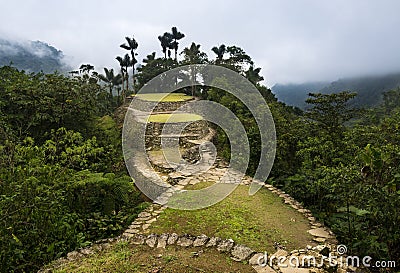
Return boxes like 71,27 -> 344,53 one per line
181,42 -> 207,96
245,65 -> 264,85
170,27 -> 185,61
143,52 -> 156,64
211,45 -> 226,64
98,68 -> 123,97
158,33 -> 173,59
120,36 -> 138,93
116,54 -> 133,103
116,55 -> 126,89
79,64 -> 95,74
182,42 -> 207,64
98,68 -> 123,107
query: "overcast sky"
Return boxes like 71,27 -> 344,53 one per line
1,0 -> 400,86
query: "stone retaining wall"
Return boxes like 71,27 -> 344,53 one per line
127,97 -> 195,112
145,120 -> 210,149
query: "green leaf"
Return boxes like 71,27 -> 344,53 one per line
337,206 -> 370,216
12,233 -> 22,246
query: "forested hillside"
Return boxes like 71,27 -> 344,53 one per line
272,73 -> 400,109
271,82 -> 329,109
0,39 -> 69,73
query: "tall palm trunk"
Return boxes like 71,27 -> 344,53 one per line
131,49 -> 135,94
119,69 -> 124,105
109,84 -> 113,97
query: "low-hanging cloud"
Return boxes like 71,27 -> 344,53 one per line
1,0 -> 400,85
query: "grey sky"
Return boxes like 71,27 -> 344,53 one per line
1,0 -> 400,86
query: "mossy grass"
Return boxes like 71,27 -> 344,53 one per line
51,241 -> 254,273
150,184 -> 314,253
147,113 -> 203,123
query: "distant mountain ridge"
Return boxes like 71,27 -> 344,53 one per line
272,73 -> 400,109
271,82 -> 329,109
0,38 -> 69,73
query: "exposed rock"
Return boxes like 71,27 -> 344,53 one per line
176,234 -> 195,247
124,228 -> 139,234
313,245 -> 327,252
206,236 -> 221,247
157,233 -> 169,248
146,218 -> 157,224
313,237 -> 326,243
128,224 -> 141,229
249,253 -> 266,266
123,232 -> 137,238
217,239 -> 235,252
291,204 -> 300,210
272,249 -> 288,258
347,265 -> 357,272
167,233 -> 179,245
79,248 -> 94,255
92,244 -> 103,252
67,251 -> 83,260
307,227 -> 333,238
145,234 -> 158,248
168,172 -> 187,184
193,234 -> 209,247
231,245 -> 254,261
319,246 -> 330,257
252,265 -> 276,273
309,269 -> 324,273
322,258 -> 338,272
130,234 -> 146,245
142,224 -> 151,230
280,267 -> 310,273
101,243 -> 111,250
137,211 -> 152,218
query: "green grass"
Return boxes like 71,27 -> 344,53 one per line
149,184 -> 314,253
147,113 -> 203,123
51,241 -> 254,273
134,93 -> 194,102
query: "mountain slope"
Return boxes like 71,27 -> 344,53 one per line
271,82 -> 329,109
319,73 -> 400,107
272,73 -> 400,109
0,39 -> 69,73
